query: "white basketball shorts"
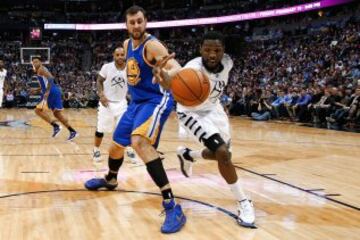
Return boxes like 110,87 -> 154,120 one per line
97,100 -> 127,133
176,103 -> 231,146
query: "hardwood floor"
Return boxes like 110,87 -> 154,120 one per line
0,108 -> 359,240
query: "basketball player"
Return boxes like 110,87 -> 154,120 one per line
0,59 -> 7,108
155,31 -> 256,228
31,56 -> 78,141
93,47 -> 137,165
84,6 -> 186,234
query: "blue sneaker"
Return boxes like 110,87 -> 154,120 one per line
52,125 -> 62,138
67,131 -> 78,141
161,199 -> 186,234
84,177 -> 118,191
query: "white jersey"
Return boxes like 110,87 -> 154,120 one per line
99,62 -> 127,102
0,69 -> 7,89
177,54 -> 233,111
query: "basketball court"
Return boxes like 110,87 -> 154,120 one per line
0,108 -> 359,239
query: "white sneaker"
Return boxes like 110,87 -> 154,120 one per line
93,149 -> 101,162
177,146 -> 195,177
237,199 -> 256,228
126,148 -> 138,164
92,149 -> 103,177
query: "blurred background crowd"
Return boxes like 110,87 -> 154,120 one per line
0,0 -> 359,131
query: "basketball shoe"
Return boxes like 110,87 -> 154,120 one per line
237,199 -> 256,228
93,147 -> 101,162
52,125 -> 62,138
161,198 -> 186,233
177,146 -> 195,177
84,176 -> 118,190
126,147 -> 138,164
67,131 -> 78,141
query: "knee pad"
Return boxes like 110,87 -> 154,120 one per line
203,133 -> 225,152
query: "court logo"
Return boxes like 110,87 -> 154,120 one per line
126,58 -> 141,86
0,120 -> 30,128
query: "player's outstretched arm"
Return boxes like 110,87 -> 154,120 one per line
147,40 -> 181,90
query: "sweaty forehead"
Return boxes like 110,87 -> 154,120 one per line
201,40 -> 224,49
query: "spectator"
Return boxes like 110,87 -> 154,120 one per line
292,88 -> 312,122
4,91 -> 15,108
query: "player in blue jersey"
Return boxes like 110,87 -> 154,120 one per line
84,6 -> 186,234
31,56 -> 78,141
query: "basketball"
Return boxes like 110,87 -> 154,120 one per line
171,68 -> 210,107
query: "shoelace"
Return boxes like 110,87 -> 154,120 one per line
239,200 -> 253,215
159,210 -> 166,217
159,208 -> 176,226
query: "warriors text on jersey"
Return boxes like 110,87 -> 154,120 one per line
126,34 -> 170,103
112,34 -> 173,148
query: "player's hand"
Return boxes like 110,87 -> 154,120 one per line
152,53 -> 175,84
99,94 -> 109,107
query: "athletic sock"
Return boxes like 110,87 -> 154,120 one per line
68,126 -> 76,132
105,157 -> 124,181
146,157 -> 174,200
229,178 -> 248,202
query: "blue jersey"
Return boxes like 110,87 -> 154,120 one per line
126,35 -> 170,103
36,67 -> 59,94
35,67 -> 63,110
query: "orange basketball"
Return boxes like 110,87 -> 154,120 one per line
171,68 -> 210,107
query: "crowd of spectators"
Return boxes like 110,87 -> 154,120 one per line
222,19 -> 360,131
0,5 -> 359,132
1,0 -> 307,25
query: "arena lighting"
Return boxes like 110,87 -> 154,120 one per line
44,0 -> 353,31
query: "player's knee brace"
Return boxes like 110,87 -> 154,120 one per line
95,131 -> 104,138
145,157 -> 169,189
203,133 -> 225,152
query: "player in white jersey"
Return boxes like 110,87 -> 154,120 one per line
93,47 -> 137,166
0,60 -> 7,108
155,31 -> 256,228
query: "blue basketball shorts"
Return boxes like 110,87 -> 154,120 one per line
37,86 -> 63,111
113,93 -> 173,148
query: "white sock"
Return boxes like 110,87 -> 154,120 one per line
93,146 -> 100,152
229,179 -> 247,202
189,149 -> 203,159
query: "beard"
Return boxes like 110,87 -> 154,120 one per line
116,59 -> 124,66
202,58 -> 222,73
131,30 -> 145,40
